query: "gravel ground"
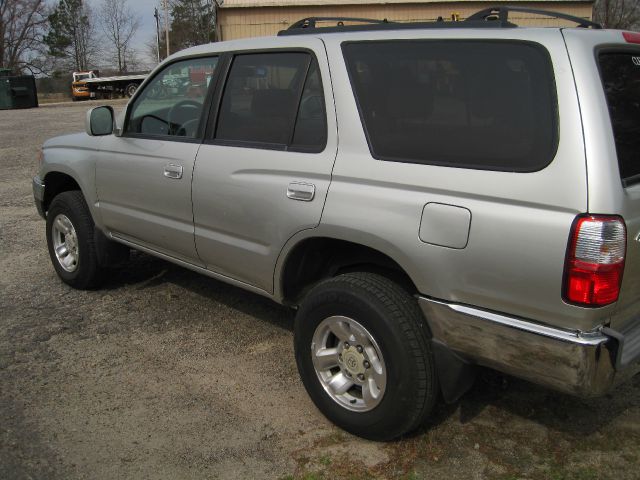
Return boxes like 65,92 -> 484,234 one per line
1,100 -> 639,480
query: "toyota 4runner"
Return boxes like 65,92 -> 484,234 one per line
33,7 -> 640,440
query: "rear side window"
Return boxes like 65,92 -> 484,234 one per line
343,40 -> 558,171
599,52 -> 640,186
215,52 -> 326,151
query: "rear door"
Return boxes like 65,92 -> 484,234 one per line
192,41 -> 337,293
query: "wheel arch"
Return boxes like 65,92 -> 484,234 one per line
43,171 -> 83,213
277,235 -> 418,306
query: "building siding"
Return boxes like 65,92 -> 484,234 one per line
216,1 -> 594,41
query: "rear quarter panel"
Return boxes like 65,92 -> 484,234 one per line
563,29 -> 640,332
320,28 -> 606,331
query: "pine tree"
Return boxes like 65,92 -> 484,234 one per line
169,0 -> 215,53
44,0 -> 96,71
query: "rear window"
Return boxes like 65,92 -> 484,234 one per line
342,40 -> 558,172
599,51 -> 640,186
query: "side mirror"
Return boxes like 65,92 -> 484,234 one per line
85,106 -> 114,136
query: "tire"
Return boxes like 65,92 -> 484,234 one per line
294,272 -> 438,440
125,83 -> 138,98
46,191 -> 103,289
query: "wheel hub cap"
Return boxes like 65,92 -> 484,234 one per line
311,315 -> 387,412
51,213 -> 79,273
342,346 -> 366,376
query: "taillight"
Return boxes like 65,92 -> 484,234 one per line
623,32 -> 640,44
563,215 -> 626,307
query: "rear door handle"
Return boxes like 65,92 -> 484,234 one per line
287,182 -> 315,202
164,163 -> 183,179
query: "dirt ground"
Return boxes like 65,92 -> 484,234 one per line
1,100 -> 639,480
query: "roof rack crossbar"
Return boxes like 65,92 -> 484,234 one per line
286,17 -> 391,31
466,6 -> 602,29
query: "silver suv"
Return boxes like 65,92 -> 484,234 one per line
33,7 -> 640,440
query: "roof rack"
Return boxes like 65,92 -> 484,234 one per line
466,6 -> 602,29
278,16 -> 515,36
286,17 -> 392,30
278,6 -> 601,36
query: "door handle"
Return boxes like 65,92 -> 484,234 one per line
164,163 -> 183,179
287,182 -> 315,202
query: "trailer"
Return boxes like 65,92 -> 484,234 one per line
71,71 -> 147,100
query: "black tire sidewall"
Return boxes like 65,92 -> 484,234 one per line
125,83 -> 137,97
295,277 -> 430,440
45,192 -> 99,289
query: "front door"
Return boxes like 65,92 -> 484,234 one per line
96,56 -> 219,263
193,45 -> 337,292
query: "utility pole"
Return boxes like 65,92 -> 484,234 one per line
154,7 -> 161,63
163,0 -> 170,57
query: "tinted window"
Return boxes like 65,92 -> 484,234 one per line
291,59 -> 327,150
599,52 -> 640,186
343,41 -> 557,171
215,52 -> 316,147
126,56 -> 218,138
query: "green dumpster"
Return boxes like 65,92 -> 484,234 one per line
0,77 -> 11,109
0,72 -> 38,110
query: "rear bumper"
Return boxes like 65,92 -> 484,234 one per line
418,297 -> 640,397
32,175 -> 46,219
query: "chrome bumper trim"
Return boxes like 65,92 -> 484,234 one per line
32,175 -> 45,200
32,175 -> 46,219
417,297 -> 639,397
434,300 -> 608,346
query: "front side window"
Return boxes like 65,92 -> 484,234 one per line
214,52 -> 326,151
343,40 -> 558,172
126,56 -> 219,139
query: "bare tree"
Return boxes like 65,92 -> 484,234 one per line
98,0 -> 140,73
594,0 -> 640,29
0,0 -> 49,74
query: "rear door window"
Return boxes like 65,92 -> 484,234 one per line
214,52 -> 327,151
342,40 -> 558,172
599,51 -> 640,186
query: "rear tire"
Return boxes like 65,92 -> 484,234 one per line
46,191 -> 103,289
294,272 -> 438,440
125,83 -> 138,98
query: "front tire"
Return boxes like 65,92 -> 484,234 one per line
294,272 -> 438,440
46,191 -> 103,289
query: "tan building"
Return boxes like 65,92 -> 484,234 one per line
215,0 -> 594,41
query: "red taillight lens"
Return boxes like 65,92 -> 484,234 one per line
623,32 -> 640,44
563,215 -> 626,307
